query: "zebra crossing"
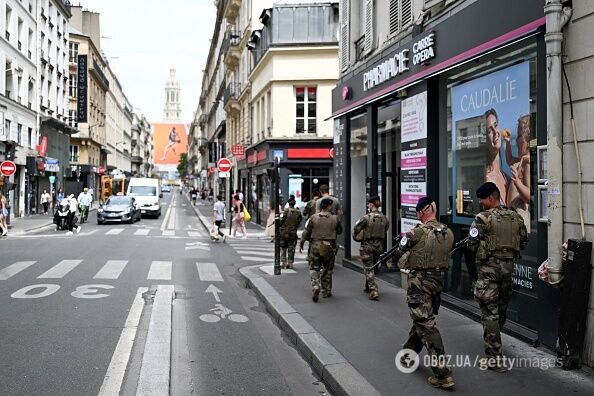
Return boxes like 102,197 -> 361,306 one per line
226,238 -> 308,272
0,259 -> 223,283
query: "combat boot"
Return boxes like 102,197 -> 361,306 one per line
368,290 -> 379,300
281,261 -> 287,269
312,286 -> 320,302
428,375 -> 455,389
287,261 -> 294,269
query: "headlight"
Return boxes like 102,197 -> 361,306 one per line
98,208 -> 103,213
122,208 -> 131,213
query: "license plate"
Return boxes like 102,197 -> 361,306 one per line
141,210 -> 146,214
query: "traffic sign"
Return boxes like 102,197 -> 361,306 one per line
0,160 -> 16,176
49,176 -> 56,184
217,158 -> 233,173
219,171 -> 230,178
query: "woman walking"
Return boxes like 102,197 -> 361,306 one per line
232,194 -> 248,239
0,194 -> 9,236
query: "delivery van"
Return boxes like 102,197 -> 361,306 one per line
126,178 -> 162,218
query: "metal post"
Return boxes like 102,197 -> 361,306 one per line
274,156 -> 281,275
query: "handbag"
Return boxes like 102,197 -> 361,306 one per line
242,205 -> 252,222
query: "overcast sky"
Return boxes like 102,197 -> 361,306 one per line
75,0 -> 216,123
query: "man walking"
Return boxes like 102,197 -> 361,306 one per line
303,189 -> 320,221
212,195 -> 226,242
40,190 -> 51,214
315,184 -> 343,220
352,195 -> 389,300
467,182 -> 528,372
300,198 -> 342,302
65,194 -> 81,235
280,196 -> 303,269
394,196 -> 455,389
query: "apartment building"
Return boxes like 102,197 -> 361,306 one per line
130,108 -> 152,177
104,63 -> 132,173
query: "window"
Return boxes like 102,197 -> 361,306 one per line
295,87 -> 317,134
69,110 -> 78,128
28,127 -> 32,148
17,124 -> 22,144
70,145 -> 79,162
69,73 -> 77,97
69,42 -> 78,63
389,0 -> 412,36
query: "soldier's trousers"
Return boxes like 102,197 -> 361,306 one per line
280,233 -> 298,267
309,241 -> 336,294
360,240 -> 383,292
404,271 -> 452,379
474,257 -> 513,357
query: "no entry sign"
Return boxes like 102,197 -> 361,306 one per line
217,158 -> 233,173
0,160 -> 16,176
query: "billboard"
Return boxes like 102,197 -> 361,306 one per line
451,62 -> 531,231
152,123 -> 189,166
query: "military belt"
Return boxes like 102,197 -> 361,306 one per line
409,269 -> 444,275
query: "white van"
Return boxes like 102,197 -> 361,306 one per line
127,178 -> 162,218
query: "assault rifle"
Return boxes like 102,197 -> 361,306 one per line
450,236 -> 469,255
368,235 -> 403,272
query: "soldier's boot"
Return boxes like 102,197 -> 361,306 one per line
281,261 -> 287,269
312,286 -> 320,302
287,261 -> 294,269
368,290 -> 379,300
479,356 -> 508,373
428,376 -> 455,389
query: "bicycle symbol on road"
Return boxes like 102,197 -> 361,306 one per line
199,304 -> 249,323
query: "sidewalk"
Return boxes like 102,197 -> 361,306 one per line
192,201 -> 594,395
5,207 -> 97,235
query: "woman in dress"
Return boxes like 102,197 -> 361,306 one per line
504,114 -> 531,232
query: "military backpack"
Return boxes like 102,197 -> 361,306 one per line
403,222 -> 454,271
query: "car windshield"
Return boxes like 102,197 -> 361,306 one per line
128,186 -> 157,196
105,196 -> 132,206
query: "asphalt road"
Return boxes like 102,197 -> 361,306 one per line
0,191 -> 327,396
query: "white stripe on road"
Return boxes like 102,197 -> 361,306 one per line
167,208 -> 176,230
240,257 -> 274,262
148,261 -> 172,280
160,195 -> 174,231
134,229 -> 150,236
105,228 -> 124,235
162,230 -> 175,236
235,250 -> 275,256
187,231 -> 202,238
94,260 -> 128,280
37,260 -> 82,278
196,262 -> 223,282
0,261 -> 37,280
98,287 -> 148,396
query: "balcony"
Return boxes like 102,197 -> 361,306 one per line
90,60 -> 110,90
223,82 -> 241,116
222,30 -> 241,70
224,0 -> 242,23
131,155 -> 143,164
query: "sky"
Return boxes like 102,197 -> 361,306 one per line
74,0 -> 217,124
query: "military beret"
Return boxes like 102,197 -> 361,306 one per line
368,195 -> 381,204
476,182 -> 499,199
415,196 -> 434,212
320,198 -> 334,209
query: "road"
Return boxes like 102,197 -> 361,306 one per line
0,191 -> 327,395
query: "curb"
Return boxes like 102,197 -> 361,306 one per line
239,265 -> 381,396
10,208 -> 98,235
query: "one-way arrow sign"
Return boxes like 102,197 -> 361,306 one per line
205,284 -> 223,302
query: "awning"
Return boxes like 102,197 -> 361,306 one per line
40,116 -> 78,135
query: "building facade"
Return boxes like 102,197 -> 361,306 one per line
105,63 -> 132,174
131,108 -> 152,177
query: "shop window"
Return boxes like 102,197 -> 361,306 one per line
295,87 -> 317,134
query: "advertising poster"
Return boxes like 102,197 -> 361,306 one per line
152,123 -> 189,165
451,62 -> 531,231
288,175 -> 303,208
400,91 -> 427,234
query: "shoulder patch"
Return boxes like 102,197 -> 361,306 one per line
400,236 -> 408,247
469,227 -> 479,238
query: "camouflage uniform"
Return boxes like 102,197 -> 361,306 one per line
301,211 -> 341,299
396,220 -> 454,379
353,209 -> 389,295
303,198 -> 318,267
280,207 -> 303,269
467,207 -> 528,358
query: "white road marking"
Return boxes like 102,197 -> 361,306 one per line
240,257 -> 275,262
147,261 -> 172,280
162,230 -> 175,236
37,260 -> 82,279
185,246 -> 209,251
160,195 -> 174,231
94,260 -> 128,279
196,262 -> 223,282
167,208 -> 176,230
260,265 -> 298,275
205,284 -> 223,302
235,250 -> 274,256
187,231 -> 202,238
134,229 -> 150,236
0,261 -> 37,280
105,228 -> 124,235
98,287 -> 148,396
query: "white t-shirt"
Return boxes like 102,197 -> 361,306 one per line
213,201 -> 226,221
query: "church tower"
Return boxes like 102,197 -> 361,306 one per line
163,67 -> 182,121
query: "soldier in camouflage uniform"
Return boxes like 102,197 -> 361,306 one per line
303,189 -> 320,221
394,196 -> 455,389
467,182 -> 528,372
300,198 -> 342,302
352,195 -> 389,300
280,197 -> 303,269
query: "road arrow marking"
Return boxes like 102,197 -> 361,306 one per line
205,284 -> 223,302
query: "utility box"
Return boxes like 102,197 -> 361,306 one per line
557,239 -> 593,369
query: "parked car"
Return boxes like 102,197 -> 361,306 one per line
97,196 -> 141,224
161,185 -> 171,193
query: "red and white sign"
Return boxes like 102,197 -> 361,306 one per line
231,145 -> 245,157
36,136 -> 48,157
217,158 -> 233,173
0,160 -> 17,176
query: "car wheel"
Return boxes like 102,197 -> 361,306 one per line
97,220 -> 103,225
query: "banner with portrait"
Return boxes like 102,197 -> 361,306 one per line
451,62 -> 531,231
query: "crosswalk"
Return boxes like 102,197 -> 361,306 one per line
31,227 -> 208,238
226,238 -> 308,265
0,259 -> 224,283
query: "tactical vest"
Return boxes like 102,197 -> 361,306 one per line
364,211 -> 387,240
478,208 -> 523,259
281,208 -> 301,233
310,212 -> 338,241
405,221 -> 454,270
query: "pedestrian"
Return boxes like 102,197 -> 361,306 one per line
265,203 -> 277,242
77,188 -> 92,223
393,196 -> 455,389
280,197 -> 303,269
467,182 -> 528,372
315,184 -> 343,220
0,193 -> 8,236
208,189 -> 214,204
56,188 -> 64,203
299,198 -> 342,302
40,190 -> 51,215
236,189 -> 244,202
65,194 -> 81,235
232,194 -> 248,239
303,189 -> 320,220
212,195 -> 226,242
352,195 -> 389,300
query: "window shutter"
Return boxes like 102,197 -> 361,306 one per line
340,0 -> 350,71
389,0 -> 399,35
401,0 -> 412,28
364,0 -> 374,52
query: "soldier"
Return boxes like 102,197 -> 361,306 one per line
315,184 -> 343,221
300,198 -> 342,302
303,189 -> 320,220
394,196 -> 455,389
467,182 -> 528,372
352,195 -> 389,300
280,197 -> 303,269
